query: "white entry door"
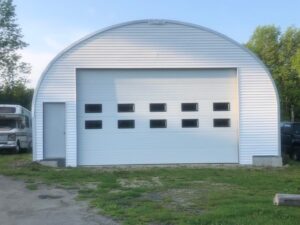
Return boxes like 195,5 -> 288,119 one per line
43,103 -> 65,159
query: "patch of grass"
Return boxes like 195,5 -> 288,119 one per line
26,183 -> 38,190
0,153 -> 300,225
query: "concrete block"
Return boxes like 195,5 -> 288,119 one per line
37,158 -> 65,167
274,194 -> 300,206
253,156 -> 282,167
38,160 -> 58,167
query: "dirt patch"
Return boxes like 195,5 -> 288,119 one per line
0,175 -> 119,225
9,159 -> 33,168
118,176 -> 163,188
141,188 -> 205,214
141,180 -> 235,214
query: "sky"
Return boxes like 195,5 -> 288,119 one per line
14,0 -> 300,87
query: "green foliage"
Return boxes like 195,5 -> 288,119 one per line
0,0 -> 32,108
246,25 -> 281,76
0,0 -> 30,88
0,83 -> 33,109
291,48 -> 300,74
1,154 -> 300,225
246,25 -> 300,121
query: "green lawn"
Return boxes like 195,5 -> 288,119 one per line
0,154 -> 300,225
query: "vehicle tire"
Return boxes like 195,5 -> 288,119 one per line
15,141 -> 21,154
26,141 -> 32,153
291,150 -> 300,161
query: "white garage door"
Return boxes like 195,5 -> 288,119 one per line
76,69 -> 238,165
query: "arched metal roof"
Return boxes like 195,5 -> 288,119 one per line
32,19 -> 279,120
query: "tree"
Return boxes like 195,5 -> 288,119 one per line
246,26 -> 300,122
0,0 -> 32,109
291,48 -> 300,75
246,25 -> 280,76
0,0 -> 30,88
278,27 -> 300,121
0,83 -> 33,109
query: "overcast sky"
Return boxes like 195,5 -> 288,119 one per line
14,0 -> 300,87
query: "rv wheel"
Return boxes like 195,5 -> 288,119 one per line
15,142 -> 21,154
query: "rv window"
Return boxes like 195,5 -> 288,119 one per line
25,116 -> 30,128
0,119 -> 17,129
0,107 -> 16,113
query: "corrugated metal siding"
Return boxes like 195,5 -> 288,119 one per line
33,21 -> 279,166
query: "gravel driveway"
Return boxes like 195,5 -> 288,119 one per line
0,175 -> 119,225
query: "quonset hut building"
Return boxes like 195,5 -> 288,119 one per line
32,20 -> 281,167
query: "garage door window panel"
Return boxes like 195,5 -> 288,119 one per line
214,119 -> 230,127
150,119 -> 167,128
118,120 -> 135,129
213,103 -> 230,111
85,104 -> 102,113
182,119 -> 199,128
150,103 -> 167,112
85,120 -> 102,129
118,104 -> 135,112
181,103 -> 198,112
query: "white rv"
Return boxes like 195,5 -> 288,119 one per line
0,105 -> 32,152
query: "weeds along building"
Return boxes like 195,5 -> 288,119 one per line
32,20 -> 281,167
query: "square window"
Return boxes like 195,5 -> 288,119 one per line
182,119 -> 199,128
85,120 -> 102,129
181,103 -> 198,112
118,104 -> 134,112
85,104 -> 102,113
213,103 -> 230,111
150,103 -> 166,112
150,119 -> 167,128
213,119 -> 230,127
118,120 -> 135,129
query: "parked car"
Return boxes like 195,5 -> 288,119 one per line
0,105 -> 32,153
281,122 -> 300,160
